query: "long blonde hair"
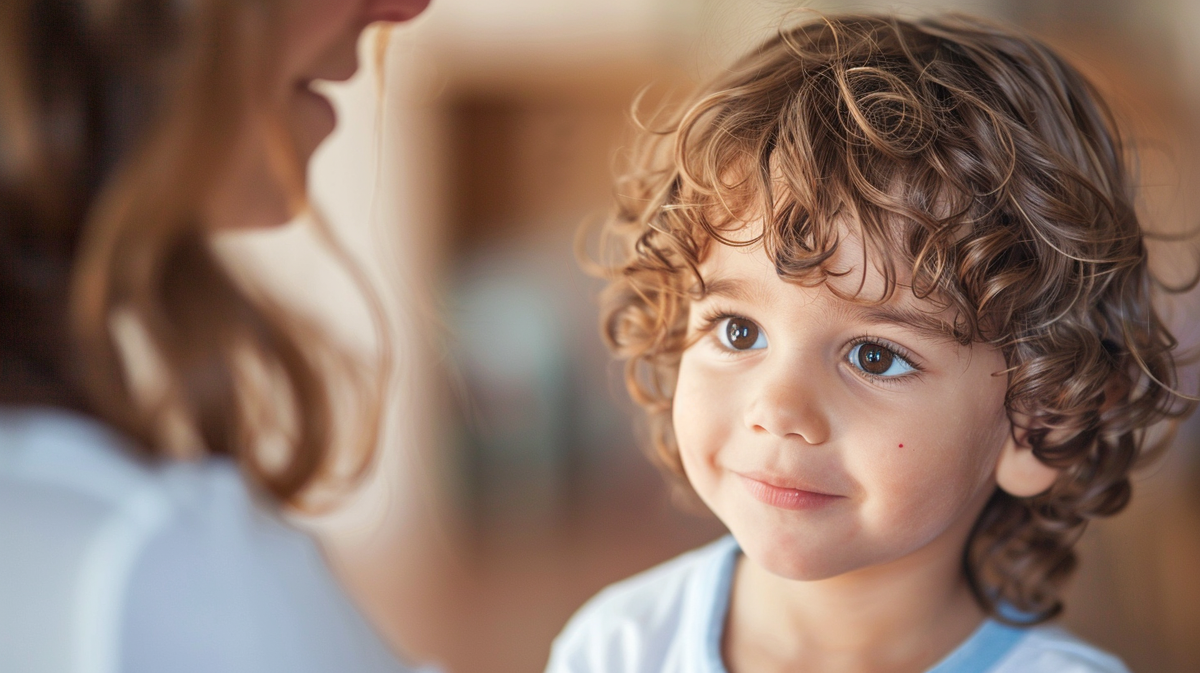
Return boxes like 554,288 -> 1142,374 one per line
0,0 -> 384,507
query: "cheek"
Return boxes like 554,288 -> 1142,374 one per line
672,353 -> 734,490
848,392 -> 1008,541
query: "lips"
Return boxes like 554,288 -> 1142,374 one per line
375,0 -> 431,23
290,84 -> 338,153
736,472 -> 844,511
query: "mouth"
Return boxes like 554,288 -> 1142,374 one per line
376,0 -> 432,22
735,472 -> 845,511
291,82 -> 338,147
298,80 -> 334,104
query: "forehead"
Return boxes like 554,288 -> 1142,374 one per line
697,217 -> 901,297
694,227 -> 961,343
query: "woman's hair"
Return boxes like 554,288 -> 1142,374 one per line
597,13 -> 1193,623
0,0 -> 382,507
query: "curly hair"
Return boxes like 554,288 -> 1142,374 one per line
596,13 -> 1193,624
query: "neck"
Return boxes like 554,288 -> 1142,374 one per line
723,513 -> 987,673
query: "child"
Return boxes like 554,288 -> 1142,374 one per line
546,13 -> 1191,673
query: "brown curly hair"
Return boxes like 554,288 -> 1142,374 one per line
597,13 -> 1194,624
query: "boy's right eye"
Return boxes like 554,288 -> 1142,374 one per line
717,317 -> 768,351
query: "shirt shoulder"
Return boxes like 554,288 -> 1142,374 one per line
0,408 -> 206,671
0,408 -> 431,673
993,627 -> 1129,673
121,472 -> 423,673
546,536 -> 736,673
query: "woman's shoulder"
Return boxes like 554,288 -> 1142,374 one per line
0,405 -> 241,549
546,535 -> 738,673
993,626 -> 1130,673
0,407 -> 265,670
0,406 -> 423,672
0,405 -> 242,509
0,405 -> 284,597
0,406 -> 281,558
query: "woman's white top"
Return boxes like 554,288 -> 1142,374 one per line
0,406 -> 434,673
546,536 -> 1129,673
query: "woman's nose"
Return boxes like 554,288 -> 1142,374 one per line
742,367 -> 831,445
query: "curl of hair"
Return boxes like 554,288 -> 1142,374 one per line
0,0 -> 386,508
595,13 -> 1193,623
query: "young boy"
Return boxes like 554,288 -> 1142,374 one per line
546,13 -> 1190,673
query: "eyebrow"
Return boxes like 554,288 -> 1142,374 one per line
848,304 -> 962,343
697,276 -> 961,343
695,277 -> 778,306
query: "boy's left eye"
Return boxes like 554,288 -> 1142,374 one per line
716,317 -> 768,351
848,342 -> 915,377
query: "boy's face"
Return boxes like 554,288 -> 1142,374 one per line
674,225 -> 1012,581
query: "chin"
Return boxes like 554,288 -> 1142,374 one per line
735,524 -> 865,582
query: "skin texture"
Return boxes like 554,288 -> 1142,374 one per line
673,224 -> 1055,672
206,0 -> 430,230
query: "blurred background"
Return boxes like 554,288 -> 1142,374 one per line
230,0 -> 1200,671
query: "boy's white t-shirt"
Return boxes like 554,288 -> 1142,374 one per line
546,536 -> 1129,673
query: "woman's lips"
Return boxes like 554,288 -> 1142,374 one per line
293,84 -> 337,145
383,0 -> 432,22
737,473 -> 844,511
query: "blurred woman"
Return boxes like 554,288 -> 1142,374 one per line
0,1 -> 434,671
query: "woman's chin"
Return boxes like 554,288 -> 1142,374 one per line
205,177 -> 298,232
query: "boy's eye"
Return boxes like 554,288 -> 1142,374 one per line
718,317 -> 767,351
849,342 -> 914,377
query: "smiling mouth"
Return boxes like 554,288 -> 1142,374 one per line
297,82 -> 336,118
736,473 -> 844,511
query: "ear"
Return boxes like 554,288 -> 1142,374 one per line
995,421 -> 1060,498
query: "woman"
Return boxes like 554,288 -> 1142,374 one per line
0,1 -> 434,671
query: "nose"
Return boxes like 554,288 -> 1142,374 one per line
742,368 -> 831,445
365,0 -> 431,23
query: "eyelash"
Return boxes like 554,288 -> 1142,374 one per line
845,335 -> 923,382
695,310 -> 924,378
696,308 -> 737,333
696,309 -> 759,355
